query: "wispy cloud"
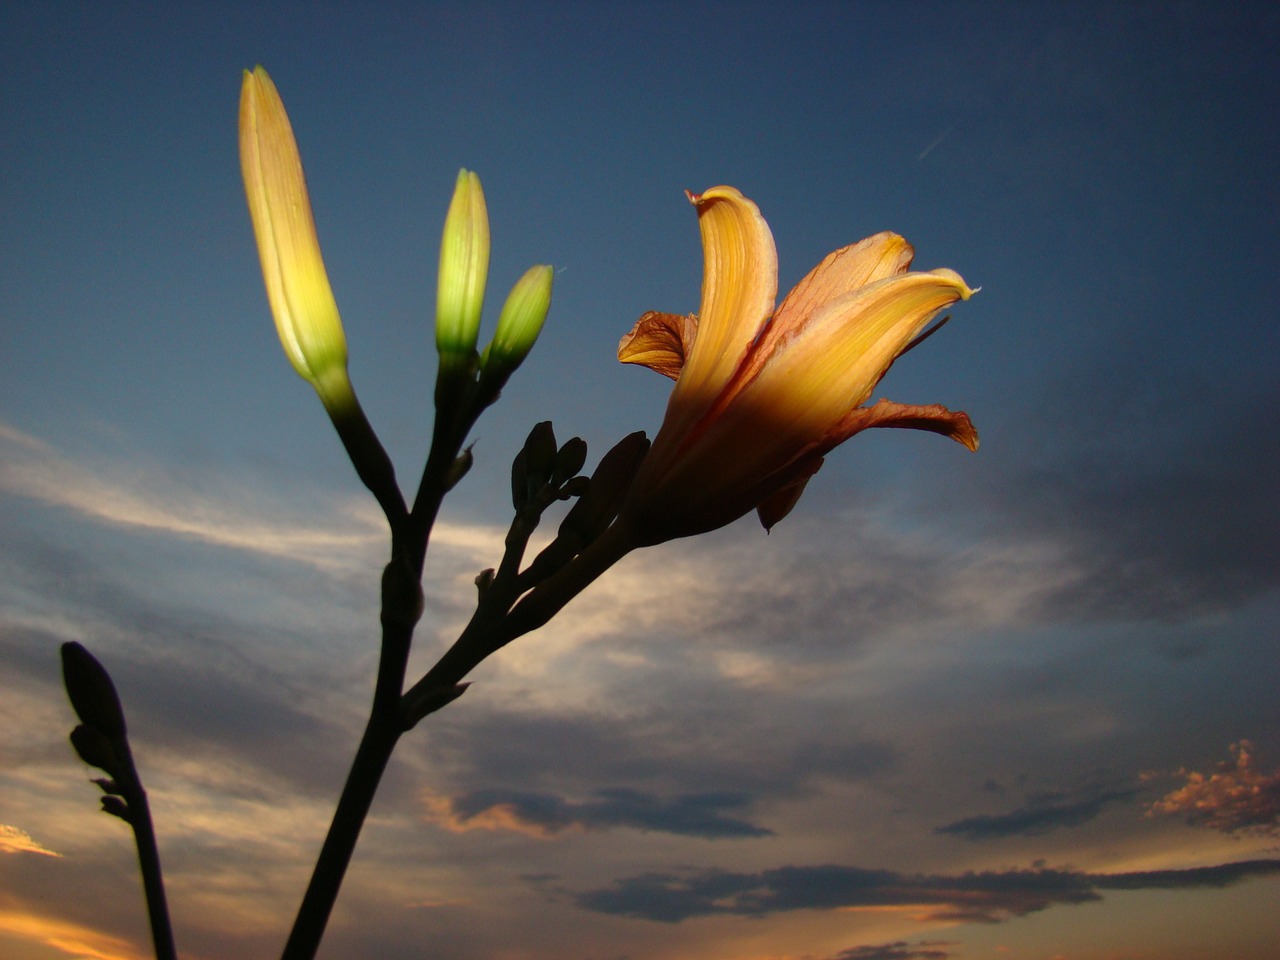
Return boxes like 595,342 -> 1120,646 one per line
1147,741 -> 1280,836
0,906 -> 145,960
0,420 -> 387,572
935,788 -> 1138,840
0,419 -> 514,590
574,858 -> 1280,923
0,824 -> 61,857
424,787 -> 772,839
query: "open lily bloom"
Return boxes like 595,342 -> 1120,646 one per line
618,186 -> 977,544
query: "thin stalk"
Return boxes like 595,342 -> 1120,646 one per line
120,765 -> 177,960
281,386 -> 478,959
280,618 -> 411,960
279,707 -> 402,960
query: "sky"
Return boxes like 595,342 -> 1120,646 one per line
1,2 -> 1278,959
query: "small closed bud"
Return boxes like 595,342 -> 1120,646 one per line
511,421 -> 558,509
239,66 -> 352,410
436,169 -> 490,364
61,643 -> 127,740
552,437 -> 589,486
480,265 -> 553,383
70,724 -> 122,775
558,475 -> 591,500
446,445 -> 474,491
100,795 -> 131,822
558,431 -> 650,544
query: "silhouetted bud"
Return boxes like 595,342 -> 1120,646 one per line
61,642 -> 127,740
511,421 -> 557,510
552,437 -> 588,486
558,431 -> 650,544
100,796 -> 131,822
70,724 -> 121,775
446,445 -> 474,491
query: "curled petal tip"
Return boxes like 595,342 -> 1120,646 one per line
928,267 -> 975,299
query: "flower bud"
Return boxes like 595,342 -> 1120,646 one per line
70,724 -> 122,776
511,421 -> 558,510
558,431 -> 650,546
436,169 -> 490,363
552,437 -> 589,486
481,265 -> 553,380
61,642 -> 127,740
239,66 -> 351,405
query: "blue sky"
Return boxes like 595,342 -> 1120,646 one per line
1,2 -> 1278,959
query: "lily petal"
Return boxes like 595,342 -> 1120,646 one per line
755,458 -> 823,531
743,270 -> 971,428
618,311 -> 698,380
836,399 -> 979,451
693,268 -> 973,484
770,231 -> 915,337
667,186 -> 778,415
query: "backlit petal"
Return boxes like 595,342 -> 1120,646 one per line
618,311 -> 699,380
835,399 -> 979,451
771,232 -> 914,335
670,186 -> 778,408
737,268 -> 973,443
755,458 -> 823,531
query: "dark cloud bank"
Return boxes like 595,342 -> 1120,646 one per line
935,788 -> 1139,840
573,858 -> 1280,924
444,786 -> 772,839
827,942 -> 955,960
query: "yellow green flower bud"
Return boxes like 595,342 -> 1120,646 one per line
239,66 -> 351,409
436,169 -> 490,363
482,264 -> 553,378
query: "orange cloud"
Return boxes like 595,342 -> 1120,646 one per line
1147,740 -> 1280,835
0,907 -> 145,960
421,791 -> 570,839
0,825 -> 61,857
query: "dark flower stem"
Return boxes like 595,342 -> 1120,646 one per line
122,774 -> 178,960
278,688 -> 402,960
280,395 -> 484,960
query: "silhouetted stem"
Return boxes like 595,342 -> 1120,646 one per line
121,775 -> 178,960
279,703 -> 402,960
403,519 -> 637,712
281,391 -> 475,959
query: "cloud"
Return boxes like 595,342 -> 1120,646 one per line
424,697 -> 897,810
573,858 -> 1280,924
827,942 -> 957,960
0,421 -> 391,573
425,787 -> 772,839
968,378 -> 1280,623
0,824 -> 61,857
0,419 -> 504,578
0,903 -> 146,960
935,788 -> 1138,840
1147,741 -> 1280,835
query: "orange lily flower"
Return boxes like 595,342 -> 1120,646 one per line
618,185 -> 978,543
